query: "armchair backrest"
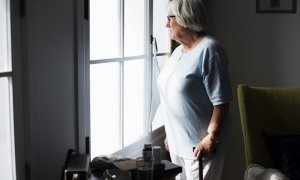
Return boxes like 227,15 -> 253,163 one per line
237,84 -> 300,167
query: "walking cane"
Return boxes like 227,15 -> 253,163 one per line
193,147 -> 203,180
199,154 -> 203,180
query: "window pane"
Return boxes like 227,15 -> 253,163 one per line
90,0 -> 119,60
0,0 -> 11,72
155,55 -> 168,72
90,63 -> 120,157
151,56 -> 168,131
124,0 -> 145,57
0,77 -> 15,180
124,60 -> 145,146
153,0 -> 170,53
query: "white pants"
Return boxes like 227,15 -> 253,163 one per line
169,117 -> 230,180
170,153 -> 213,180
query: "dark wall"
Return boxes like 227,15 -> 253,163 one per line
206,0 -> 300,179
17,0 -> 78,179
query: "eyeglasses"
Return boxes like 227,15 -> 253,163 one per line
167,15 -> 176,21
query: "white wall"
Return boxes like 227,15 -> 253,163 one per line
206,0 -> 300,179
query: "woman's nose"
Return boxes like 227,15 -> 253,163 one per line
166,21 -> 170,28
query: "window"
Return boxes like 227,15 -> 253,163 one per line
89,0 -> 170,158
0,0 -> 16,179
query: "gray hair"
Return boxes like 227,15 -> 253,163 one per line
168,0 -> 208,34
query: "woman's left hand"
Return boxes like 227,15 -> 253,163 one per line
193,136 -> 217,160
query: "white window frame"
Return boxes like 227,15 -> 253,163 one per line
88,0 -> 152,156
76,0 -> 170,155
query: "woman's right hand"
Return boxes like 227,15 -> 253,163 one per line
164,137 -> 169,152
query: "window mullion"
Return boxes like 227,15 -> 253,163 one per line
0,71 -> 13,77
119,0 -> 125,149
144,0 -> 153,133
120,62 -> 124,149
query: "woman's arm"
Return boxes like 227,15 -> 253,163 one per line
193,103 -> 230,160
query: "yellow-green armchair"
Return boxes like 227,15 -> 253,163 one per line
237,84 -> 300,180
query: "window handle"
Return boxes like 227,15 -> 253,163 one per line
152,37 -> 158,53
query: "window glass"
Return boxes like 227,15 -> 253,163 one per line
0,77 -> 15,180
124,0 -> 145,57
151,55 -> 168,131
153,0 -> 170,53
90,0 -> 119,60
155,55 -> 167,72
90,63 -> 120,156
0,0 -> 11,72
0,0 -> 15,179
124,59 -> 145,146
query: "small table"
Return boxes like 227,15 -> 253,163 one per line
90,160 -> 182,180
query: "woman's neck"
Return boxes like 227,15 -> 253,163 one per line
180,32 -> 204,53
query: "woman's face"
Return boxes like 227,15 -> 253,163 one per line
166,13 -> 185,41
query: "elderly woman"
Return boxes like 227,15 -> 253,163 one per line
156,0 -> 233,179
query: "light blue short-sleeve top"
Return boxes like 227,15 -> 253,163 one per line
157,36 -> 233,159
